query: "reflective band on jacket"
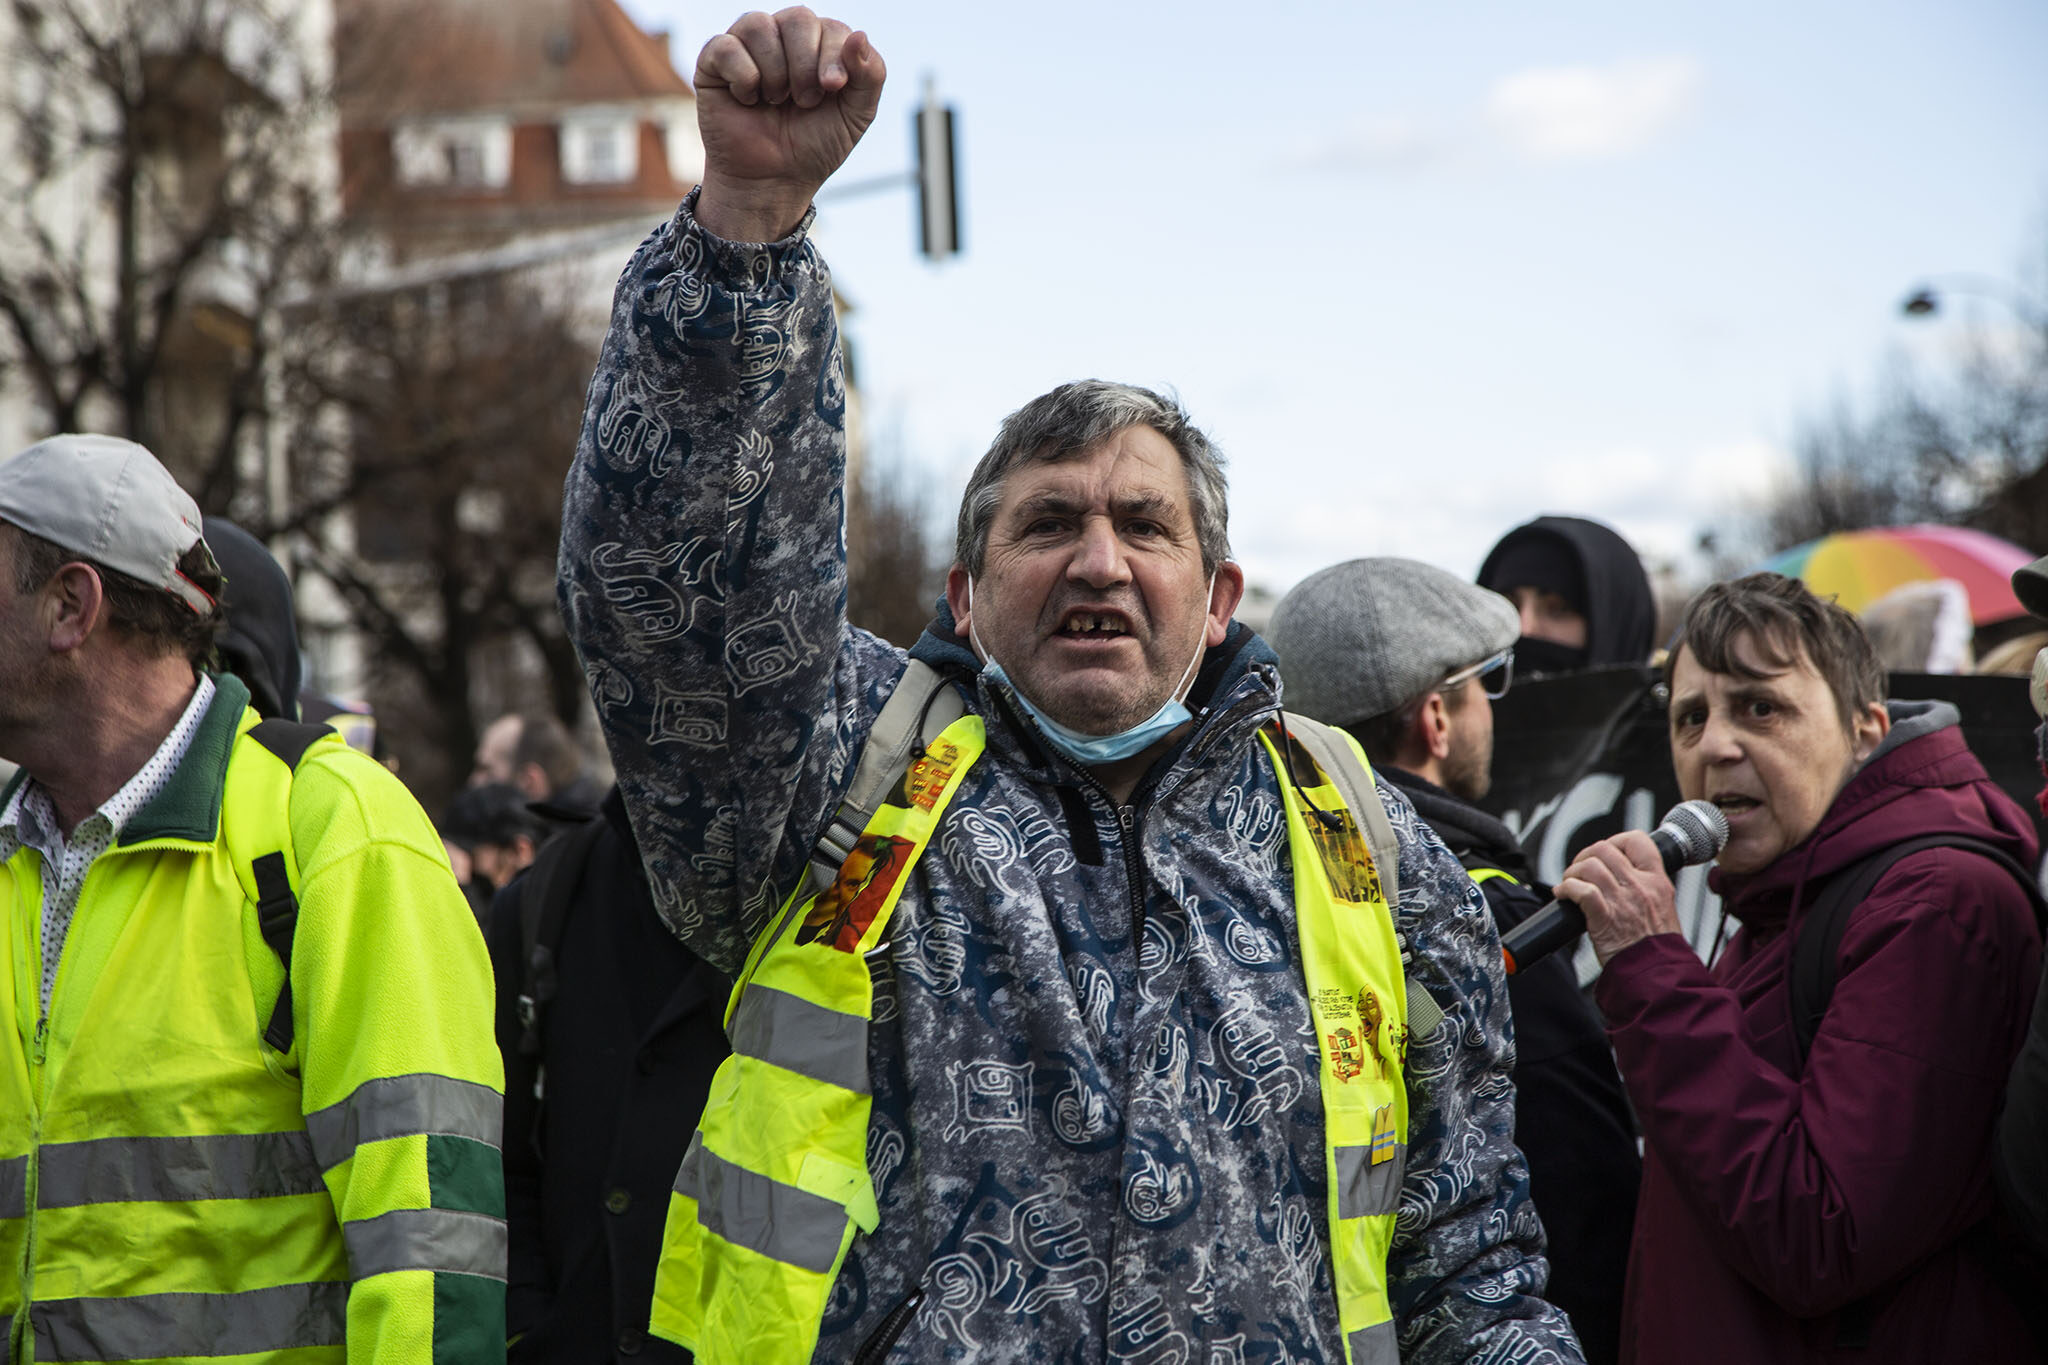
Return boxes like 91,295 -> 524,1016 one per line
1468,867 -> 1518,887
1348,1320 -> 1400,1365
651,715 -> 1412,1365
35,1130 -> 325,1209
727,985 -> 870,1093
0,1154 -> 23,1219
344,1207 -> 509,1280
305,1072 -> 503,1170
31,1279 -> 347,1361
1333,1142 -> 1408,1220
673,1138 -> 848,1275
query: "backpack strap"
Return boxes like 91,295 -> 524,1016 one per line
514,814 -> 610,1062
803,660 -> 965,899
1792,833 -> 2045,1064
1274,711 -> 1452,1039
1787,831 -> 2046,1348
240,718 -> 337,1056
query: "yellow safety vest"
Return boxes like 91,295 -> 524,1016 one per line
1,684 -> 505,1364
651,709 -> 1411,1365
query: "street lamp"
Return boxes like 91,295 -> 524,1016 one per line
1898,273 -> 2046,328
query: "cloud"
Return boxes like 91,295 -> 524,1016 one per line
1485,56 -> 1703,162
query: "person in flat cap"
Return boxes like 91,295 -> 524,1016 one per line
1270,557 -> 1640,1365
0,434 -> 506,1361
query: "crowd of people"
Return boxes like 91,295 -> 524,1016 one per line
2,8 -> 2046,1365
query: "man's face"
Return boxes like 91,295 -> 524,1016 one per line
0,530 -> 55,750
471,715 -> 520,787
945,426 -> 1244,736
1668,633 -> 1886,877
1439,679 -> 1495,803
1507,585 -> 1589,649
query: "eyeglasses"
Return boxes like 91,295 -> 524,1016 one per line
1440,646 -> 1514,700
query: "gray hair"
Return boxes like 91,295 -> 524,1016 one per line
953,381 -> 1231,577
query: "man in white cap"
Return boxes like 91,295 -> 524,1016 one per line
1269,557 -> 1641,1365
0,434 -> 506,1363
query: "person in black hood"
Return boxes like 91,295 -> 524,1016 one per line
202,516 -> 303,719
1479,515 -> 1656,676
1271,557 -> 1641,1365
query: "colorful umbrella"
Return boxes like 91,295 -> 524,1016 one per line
1757,524 -> 2037,625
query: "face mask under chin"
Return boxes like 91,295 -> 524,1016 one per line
967,575 -> 1213,767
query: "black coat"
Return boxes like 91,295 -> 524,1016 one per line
488,790 -> 731,1363
1382,766 -> 1640,1365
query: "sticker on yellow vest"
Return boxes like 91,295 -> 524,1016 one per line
797,833 -> 915,951
903,737 -> 963,811
1270,730 -> 1385,906
1370,1104 -> 1398,1164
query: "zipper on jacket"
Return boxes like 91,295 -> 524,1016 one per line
1116,806 -> 1146,945
853,1287 -> 924,1365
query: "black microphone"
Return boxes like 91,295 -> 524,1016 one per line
1500,799 -> 1729,976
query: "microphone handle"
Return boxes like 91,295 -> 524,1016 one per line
1499,828 -> 1690,976
1500,898 -> 1585,976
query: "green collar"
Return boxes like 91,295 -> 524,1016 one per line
119,672 -> 253,847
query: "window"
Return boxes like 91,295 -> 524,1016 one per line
392,118 -> 511,189
559,109 -> 638,185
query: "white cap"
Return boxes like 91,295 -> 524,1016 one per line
0,433 -> 216,614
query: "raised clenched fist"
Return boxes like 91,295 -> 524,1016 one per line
693,8 -> 886,242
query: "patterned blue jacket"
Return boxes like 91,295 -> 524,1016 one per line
558,190 -> 1583,1364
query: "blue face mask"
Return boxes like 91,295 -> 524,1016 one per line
967,577 -> 1212,767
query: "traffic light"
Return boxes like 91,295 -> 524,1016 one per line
916,80 -> 959,261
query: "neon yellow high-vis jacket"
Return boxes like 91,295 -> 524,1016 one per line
0,674 -> 506,1364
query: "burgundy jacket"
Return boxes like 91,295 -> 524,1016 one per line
1596,702 -> 2042,1363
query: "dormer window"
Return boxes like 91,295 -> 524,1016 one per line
560,108 -> 638,185
393,117 -> 511,189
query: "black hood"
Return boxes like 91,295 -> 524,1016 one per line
1478,514 -> 1655,670
203,517 -> 302,721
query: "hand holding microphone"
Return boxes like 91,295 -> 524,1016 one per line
1500,800 -> 1729,975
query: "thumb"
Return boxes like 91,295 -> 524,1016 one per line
838,30 -> 886,123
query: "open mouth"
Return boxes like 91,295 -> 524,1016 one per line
1712,795 -> 1761,817
1057,613 -> 1131,640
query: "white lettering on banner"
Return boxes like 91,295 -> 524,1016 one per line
1510,769 -> 1726,984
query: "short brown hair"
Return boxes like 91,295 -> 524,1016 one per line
11,528 -> 224,668
1669,572 -> 1885,728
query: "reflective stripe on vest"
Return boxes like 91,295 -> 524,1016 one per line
34,1131 -> 325,1208
0,1154 -> 23,1218
30,1279 -> 348,1361
652,714 -> 1412,1364
1261,725 -> 1410,1361
343,1207 -> 508,1279
1468,867 -> 1518,887
650,715 -> 987,1361
304,1072 -> 503,1170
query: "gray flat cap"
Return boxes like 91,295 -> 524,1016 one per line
1269,557 -> 1519,727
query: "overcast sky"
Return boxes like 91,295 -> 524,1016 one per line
619,0 -> 2048,597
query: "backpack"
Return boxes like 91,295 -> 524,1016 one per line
1787,832 -> 2048,1351
1790,834 -> 2047,1063
224,717 -> 337,1057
